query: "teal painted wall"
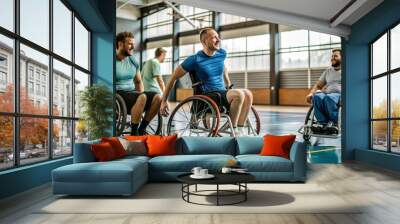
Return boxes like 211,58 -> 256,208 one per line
0,0 -> 116,200
344,0 -> 400,171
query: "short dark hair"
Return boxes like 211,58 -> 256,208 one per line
155,47 -> 167,58
199,28 -> 215,43
332,48 -> 342,54
116,32 -> 134,49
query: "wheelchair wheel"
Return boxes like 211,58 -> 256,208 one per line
244,106 -> 261,135
167,95 -> 220,137
143,112 -> 163,135
302,106 -> 315,141
115,93 -> 127,136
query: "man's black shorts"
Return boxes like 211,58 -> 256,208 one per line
204,90 -> 230,112
117,90 -> 159,113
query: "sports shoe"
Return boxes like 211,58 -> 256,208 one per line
323,121 -> 339,135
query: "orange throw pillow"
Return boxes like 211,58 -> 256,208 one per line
91,142 -> 117,162
146,135 -> 177,157
101,137 -> 126,158
259,134 -> 296,159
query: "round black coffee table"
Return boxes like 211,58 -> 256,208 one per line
177,173 -> 255,206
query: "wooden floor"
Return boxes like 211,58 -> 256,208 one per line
1,162 -> 400,224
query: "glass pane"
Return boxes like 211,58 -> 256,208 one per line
53,0 -> 72,60
20,0 -> 49,49
0,35 -> 14,112
0,116 -> 14,170
20,117 -> 49,165
280,30 -> 308,49
220,13 -> 248,25
372,33 -> 387,76
391,120 -> 400,153
75,18 -> 89,70
310,49 -> 332,68
279,51 -> 309,69
74,69 -> 89,118
372,76 -> 387,119
391,24 -> 400,70
75,120 -> 88,143
372,121 -> 388,151
247,35 -> 269,51
391,72 -> 400,118
0,0 -> 14,31
20,44 -> 49,115
309,31 -> 331,46
53,119 -> 72,158
53,59 -> 72,117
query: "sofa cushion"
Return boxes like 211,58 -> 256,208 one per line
119,138 -> 147,156
91,142 -> 118,162
177,136 -> 236,155
101,137 -> 127,158
147,135 -> 177,157
236,155 -> 293,172
236,136 -> 263,155
149,154 -> 235,172
260,134 -> 296,159
52,158 -> 147,183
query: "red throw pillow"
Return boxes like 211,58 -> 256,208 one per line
259,134 -> 296,159
146,135 -> 177,157
91,142 -> 117,162
101,137 -> 126,158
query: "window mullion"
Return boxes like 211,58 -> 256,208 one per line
14,0 -> 21,167
387,29 -> 391,152
48,0 -> 54,160
71,10 -> 76,154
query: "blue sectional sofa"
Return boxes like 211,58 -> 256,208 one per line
52,136 -> 306,196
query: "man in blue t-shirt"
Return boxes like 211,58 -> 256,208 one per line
160,28 -> 253,134
116,32 -> 162,135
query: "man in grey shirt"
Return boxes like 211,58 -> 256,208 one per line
305,49 -> 341,134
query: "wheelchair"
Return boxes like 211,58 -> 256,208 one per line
165,72 -> 261,137
298,97 -> 342,142
115,93 -> 163,136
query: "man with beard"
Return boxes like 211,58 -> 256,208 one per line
160,28 -> 253,136
305,49 -> 342,134
116,32 -> 160,135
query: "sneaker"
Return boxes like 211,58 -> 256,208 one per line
311,124 -> 324,134
323,122 -> 339,135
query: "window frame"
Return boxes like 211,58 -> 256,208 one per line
369,20 -> 400,154
0,0 -> 92,171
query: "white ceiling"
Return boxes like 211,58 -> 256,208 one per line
116,0 -> 384,38
172,0 -> 383,38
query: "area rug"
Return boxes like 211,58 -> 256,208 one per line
37,183 -> 361,214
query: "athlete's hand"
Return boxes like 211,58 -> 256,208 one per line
160,100 -> 170,117
306,93 -> 313,104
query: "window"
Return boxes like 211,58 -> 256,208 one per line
370,23 -> 400,153
53,0 -> 72,60
0,0 -> 91,170
179,6 -> 212,32
0,0 -> 14,31
144,8 -> 172,39
28,81 -> 34,94
75,17 -> 89,70
20,0 -> 49,49
279,28 -> 340,70
53,59 -> 72,117
220,13 -> 253,25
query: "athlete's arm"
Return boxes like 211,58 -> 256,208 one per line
134,71 -> 144,93
155,75 -> 165,92
160,65 -> 186,116
223,65 -> 231,87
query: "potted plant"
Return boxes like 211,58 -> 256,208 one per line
79,84 -> 113,140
